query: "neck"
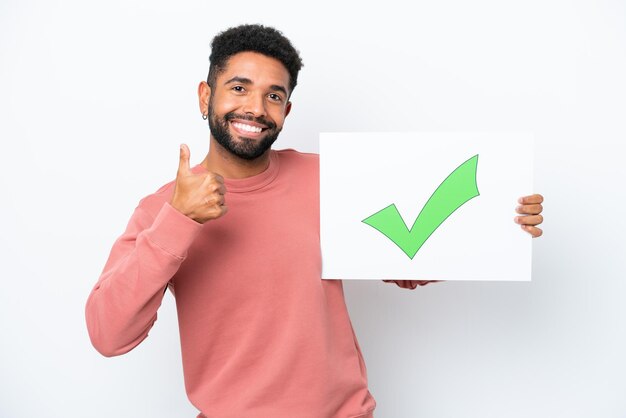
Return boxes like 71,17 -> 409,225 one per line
200,137 -> 271,179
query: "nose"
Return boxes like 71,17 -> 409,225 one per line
242,91 -> 266,118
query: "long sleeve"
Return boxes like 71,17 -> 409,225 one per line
85,201 -> 203,357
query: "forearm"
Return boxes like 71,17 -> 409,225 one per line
85,202 -> 202,356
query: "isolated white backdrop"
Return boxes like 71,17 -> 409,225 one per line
1,1 -> 625,417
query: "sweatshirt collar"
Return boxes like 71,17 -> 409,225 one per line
191,150 -> 279,193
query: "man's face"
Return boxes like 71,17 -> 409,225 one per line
204,51 -> 292,160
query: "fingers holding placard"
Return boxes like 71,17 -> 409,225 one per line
515,194 -> 544,237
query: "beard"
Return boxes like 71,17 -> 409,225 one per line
207,98 -> 282,161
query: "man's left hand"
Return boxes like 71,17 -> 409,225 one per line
515,194 -> 544,237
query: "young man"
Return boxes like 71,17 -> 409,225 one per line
85,24 -> 544,418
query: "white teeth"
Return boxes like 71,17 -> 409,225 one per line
233,122 -> 263,133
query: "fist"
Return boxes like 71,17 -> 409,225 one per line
170,144 -> 228,224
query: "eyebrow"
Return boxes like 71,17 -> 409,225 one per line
224,76 -> 288,97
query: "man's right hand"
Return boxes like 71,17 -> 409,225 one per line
170,144 -> 228,224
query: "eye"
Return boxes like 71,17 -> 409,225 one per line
268,93 -> 283,102
232,85 -> 245,93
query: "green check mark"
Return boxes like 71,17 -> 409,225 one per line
362,154 -> 480,259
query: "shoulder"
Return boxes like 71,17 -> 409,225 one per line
275,148 -> 319,172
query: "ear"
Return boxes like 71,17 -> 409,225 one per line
284,101 -> 292,118
198,81 -> 211,116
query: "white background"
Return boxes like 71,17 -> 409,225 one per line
1,0 -> 625,417
320,133 -> 533,281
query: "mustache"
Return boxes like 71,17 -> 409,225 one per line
223,112 -> 277,130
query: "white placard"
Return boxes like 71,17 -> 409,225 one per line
320,132 -> 534,281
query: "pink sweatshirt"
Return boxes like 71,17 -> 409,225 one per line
85,149 -> 419,418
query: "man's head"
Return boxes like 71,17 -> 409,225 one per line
199,24 -> 303,160
207,24 -> 303,97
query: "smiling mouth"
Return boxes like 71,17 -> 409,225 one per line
229,121 -> 268,137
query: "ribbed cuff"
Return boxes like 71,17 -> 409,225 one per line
145,202 -> 204,258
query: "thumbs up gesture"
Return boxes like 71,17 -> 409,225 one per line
169,144 -> 228,224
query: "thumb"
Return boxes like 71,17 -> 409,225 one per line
178,143 -> 191,175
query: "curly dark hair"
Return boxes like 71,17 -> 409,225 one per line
207,24 -> 304,97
